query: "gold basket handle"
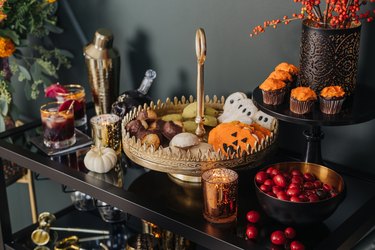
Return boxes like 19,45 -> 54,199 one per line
195,28 -> 206,138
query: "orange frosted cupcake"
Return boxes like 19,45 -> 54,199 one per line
268,70 -> 294,90
290,87 -> 317,114
319,86 -> 346,114
269,70 -> 293,82
275,62 -> 299,77
259,78 -> 286,105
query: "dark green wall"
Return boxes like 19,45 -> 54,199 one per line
56,0 -> 375,174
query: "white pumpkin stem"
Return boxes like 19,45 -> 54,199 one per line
98,146 -> 103,156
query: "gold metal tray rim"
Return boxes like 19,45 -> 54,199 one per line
122,96 -> 278,177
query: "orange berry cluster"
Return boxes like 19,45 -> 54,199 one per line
250,0 -> 375,37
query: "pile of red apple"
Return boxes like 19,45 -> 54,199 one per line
255,167 -> 338,202
245,210 -> 305,249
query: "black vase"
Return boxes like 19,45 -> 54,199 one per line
298,19 -> 361,96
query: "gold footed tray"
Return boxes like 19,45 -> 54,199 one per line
122,96 -> 278,179
122,28 -> 277,182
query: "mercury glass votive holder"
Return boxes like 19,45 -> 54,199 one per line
90,114 -> 121,155
202,168 -> 238,224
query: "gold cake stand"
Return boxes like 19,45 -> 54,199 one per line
122,28 -> 278,182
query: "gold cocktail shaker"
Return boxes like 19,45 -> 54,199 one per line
84,28 -> 120,115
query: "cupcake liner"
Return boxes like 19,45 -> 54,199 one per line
319,96 -> 345,114
290,98 -> 315,114
262,88 -> 286,105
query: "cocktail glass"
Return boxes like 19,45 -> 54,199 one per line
40,102 -> 76,149
56,84 -> 87,127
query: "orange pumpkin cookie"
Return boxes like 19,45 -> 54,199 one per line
252,123 -> 272,138
208,121 -> 271,157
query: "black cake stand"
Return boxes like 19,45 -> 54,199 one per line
252,86 -> 375,164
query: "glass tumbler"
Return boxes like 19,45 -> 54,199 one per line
202,168 -> 238,224
40,102 -> 76,149
56,84 -> 87,127
70,191 -> 96,211
97,200 -> 126,223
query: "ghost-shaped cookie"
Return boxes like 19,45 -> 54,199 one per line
223,92 -> 248,111
219,98 -> 258,124
253,110 -> 277,131
219,92 -> 248,123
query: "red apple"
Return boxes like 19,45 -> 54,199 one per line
271,168 -> 280,177
255,171 -> 268,185
270,230 -> 286,245
303,182 -> 314,190
290,240 -> 305,250
264,179 -> 275,186
246,225 -> 258,240
291,169 -> 303,176
291,175 -> 304,184
246,210 -> 260,223
272,186 -> 283,195
273,174 -> 287,188
290,196 -> 301,202
303,173 -> 315,182
276,191 -> 289,201
286,187 -> 301,197
260,184 -> 271,192
284,227 -> 296,239
308,194 -> 320,202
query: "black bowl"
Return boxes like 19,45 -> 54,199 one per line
254,162 -> 345,225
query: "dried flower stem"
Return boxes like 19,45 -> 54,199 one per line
313,6 -> 323,21
317,5 -> 324,20
324,0 -> 330,27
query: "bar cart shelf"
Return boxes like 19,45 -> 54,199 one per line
1,105 -> 375,249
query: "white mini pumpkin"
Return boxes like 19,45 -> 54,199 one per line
84,146 -> 118,173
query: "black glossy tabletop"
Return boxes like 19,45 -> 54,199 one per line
2,109 -> 375,249
252,86 -> 375,126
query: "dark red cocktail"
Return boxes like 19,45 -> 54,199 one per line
41,102 -> 76,149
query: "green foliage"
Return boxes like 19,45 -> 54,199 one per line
2,0 -> 57,38
0,80 -> 12,105
0,98 -> 9,116
18,65 -> 31,80
0,115 -> 5,132
0,29 -> 19,45
0,0 -> 73,107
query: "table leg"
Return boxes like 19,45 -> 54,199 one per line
303,126 -> 324,164
0,158 -> 13,247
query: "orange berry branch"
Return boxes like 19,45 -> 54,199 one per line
250,0 -> 375,37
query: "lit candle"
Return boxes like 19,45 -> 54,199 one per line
90,114 -> 121,155
202,168 -> 238,224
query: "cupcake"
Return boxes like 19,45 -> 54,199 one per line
268,70 -> 294,90
275,62 -> 299,79
319,86 -> 346,114
290,87 -> 317,114
259,78 -> 287,105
